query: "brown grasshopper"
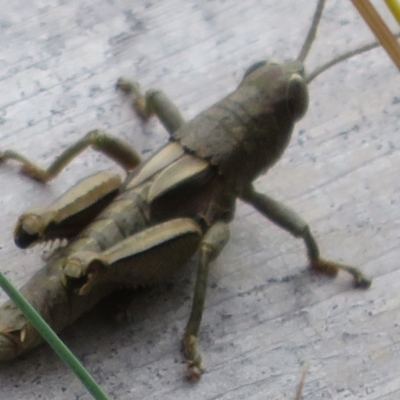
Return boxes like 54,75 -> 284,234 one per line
0,0 -> 373,381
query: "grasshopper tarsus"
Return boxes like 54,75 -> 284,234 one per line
311,258 -> 372,289
0,149 -> 51,182
182,334 -> 204,382
115,76 -> 139,94
116,77 -> 153,120
117,76 -> 186,134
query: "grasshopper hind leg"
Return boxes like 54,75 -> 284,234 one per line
62,218 -> 230,381
240,185 -> 371,289
14,171 -> 122,248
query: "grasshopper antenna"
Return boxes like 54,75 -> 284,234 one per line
297,0 -> 326,63
297,0 -> 400,84
306,32 -> 400,83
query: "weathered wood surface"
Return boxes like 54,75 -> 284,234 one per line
0,1 -> 399,399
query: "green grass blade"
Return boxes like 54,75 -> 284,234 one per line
0,270 -> 111,400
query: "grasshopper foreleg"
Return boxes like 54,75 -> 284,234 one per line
116,78 -> 185,134
182,221 -> 230,381
240,185 -> 371,289
0,129 -> 141,182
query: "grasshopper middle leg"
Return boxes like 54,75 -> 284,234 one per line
240,185 -> 371,288
182,221 -> 230,380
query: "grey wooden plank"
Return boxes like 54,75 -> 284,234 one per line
0,1 -> 399,399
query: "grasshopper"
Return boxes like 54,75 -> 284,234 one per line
0,0 -> 373,381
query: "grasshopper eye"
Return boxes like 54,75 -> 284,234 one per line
243,61 -> 267,78
286,73 -> 308,121
297,64 -> 305,77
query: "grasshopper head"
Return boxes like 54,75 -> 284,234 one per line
241,59 -> 309,122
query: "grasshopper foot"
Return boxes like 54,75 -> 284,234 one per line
115,77 -> 141,96
181,334 -> 203,382
311,258 -> 371,289
0,150 -> 51,182
116,77 -> 151,120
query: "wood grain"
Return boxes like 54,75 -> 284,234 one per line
0,1 -> 399,399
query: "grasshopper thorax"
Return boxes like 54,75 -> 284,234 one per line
173,59 -> 309,192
